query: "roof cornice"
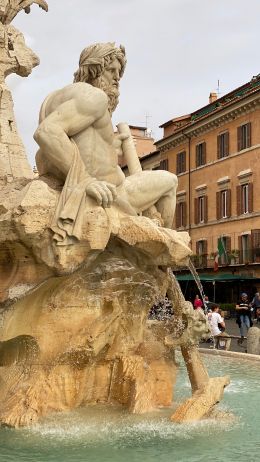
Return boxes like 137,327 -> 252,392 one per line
156,92 -> 260,153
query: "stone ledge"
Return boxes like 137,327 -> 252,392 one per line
199,348 -> 260,362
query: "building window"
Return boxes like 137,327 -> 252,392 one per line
198,240 -> 204,255
196,142 -> 206,167
176,151 -> 186,174
221,191 -> 227,218
217,132 -> 229,158
237,123 -> 251,151
216,189 -> 231,219
242,184 -> 249,213
240,234 -> 250,263
194,195 -> 208,225
176,202 -> 186,228
199,196 -> 205,223
195,240 -> 207,267
159,159 -> 168,170
237,183 -> 253,215
252,229 -> 260,262
218,236 -> 231,265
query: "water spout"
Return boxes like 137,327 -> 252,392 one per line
188,259 -> 207,311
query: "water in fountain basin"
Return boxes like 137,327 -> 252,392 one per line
0,354 -> 259,462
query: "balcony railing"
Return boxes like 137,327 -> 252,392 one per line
191,248 -> 260,269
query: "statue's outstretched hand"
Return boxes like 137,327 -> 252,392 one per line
85,180 -> 117,208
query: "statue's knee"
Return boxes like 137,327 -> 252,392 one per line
172,173 -> 178,189
153,170 -> 178,192
165,171 -> 178,190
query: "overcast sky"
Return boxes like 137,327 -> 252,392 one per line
9,0 -> 260,167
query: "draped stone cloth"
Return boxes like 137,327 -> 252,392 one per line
51,140 -> 110,247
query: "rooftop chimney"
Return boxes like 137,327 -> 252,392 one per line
209,92 -> 218,103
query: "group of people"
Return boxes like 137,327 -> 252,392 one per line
193,294 -> 230,349
192,291 -> 260,348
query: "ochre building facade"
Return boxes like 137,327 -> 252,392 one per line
153,74 -> 260,294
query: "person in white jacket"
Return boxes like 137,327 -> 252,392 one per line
209,305 -> 231,350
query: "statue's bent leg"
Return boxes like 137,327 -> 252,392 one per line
156,188 -> 177,228
124,170 -> 178,228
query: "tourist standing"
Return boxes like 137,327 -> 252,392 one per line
251,292 -> 260,323
193,294 -> 203,310
236,293 -> 252,344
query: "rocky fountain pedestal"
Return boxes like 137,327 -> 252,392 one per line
0,5 -> 229,427
0,177 -> 229,427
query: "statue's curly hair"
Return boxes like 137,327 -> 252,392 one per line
73,42 -> 126,84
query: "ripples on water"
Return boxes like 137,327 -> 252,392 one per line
0,354 -> 259,462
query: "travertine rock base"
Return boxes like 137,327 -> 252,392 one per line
0,253 -> 178,427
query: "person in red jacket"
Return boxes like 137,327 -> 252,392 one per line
193,294 -> 203,310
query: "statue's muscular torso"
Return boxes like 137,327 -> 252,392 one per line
38,82 -> 125,187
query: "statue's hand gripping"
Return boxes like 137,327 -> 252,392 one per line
85,180 -> 117,208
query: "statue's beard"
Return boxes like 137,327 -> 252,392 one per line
92,77 -> 120,114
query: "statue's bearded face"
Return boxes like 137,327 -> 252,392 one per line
92,57 -> 121,113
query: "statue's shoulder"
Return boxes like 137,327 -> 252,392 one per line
68,83 -> 108,113
41,83 -> 107,120
58,82 -> 106,100
46,82 -> 105,101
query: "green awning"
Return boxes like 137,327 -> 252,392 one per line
176,273 -> 260,282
